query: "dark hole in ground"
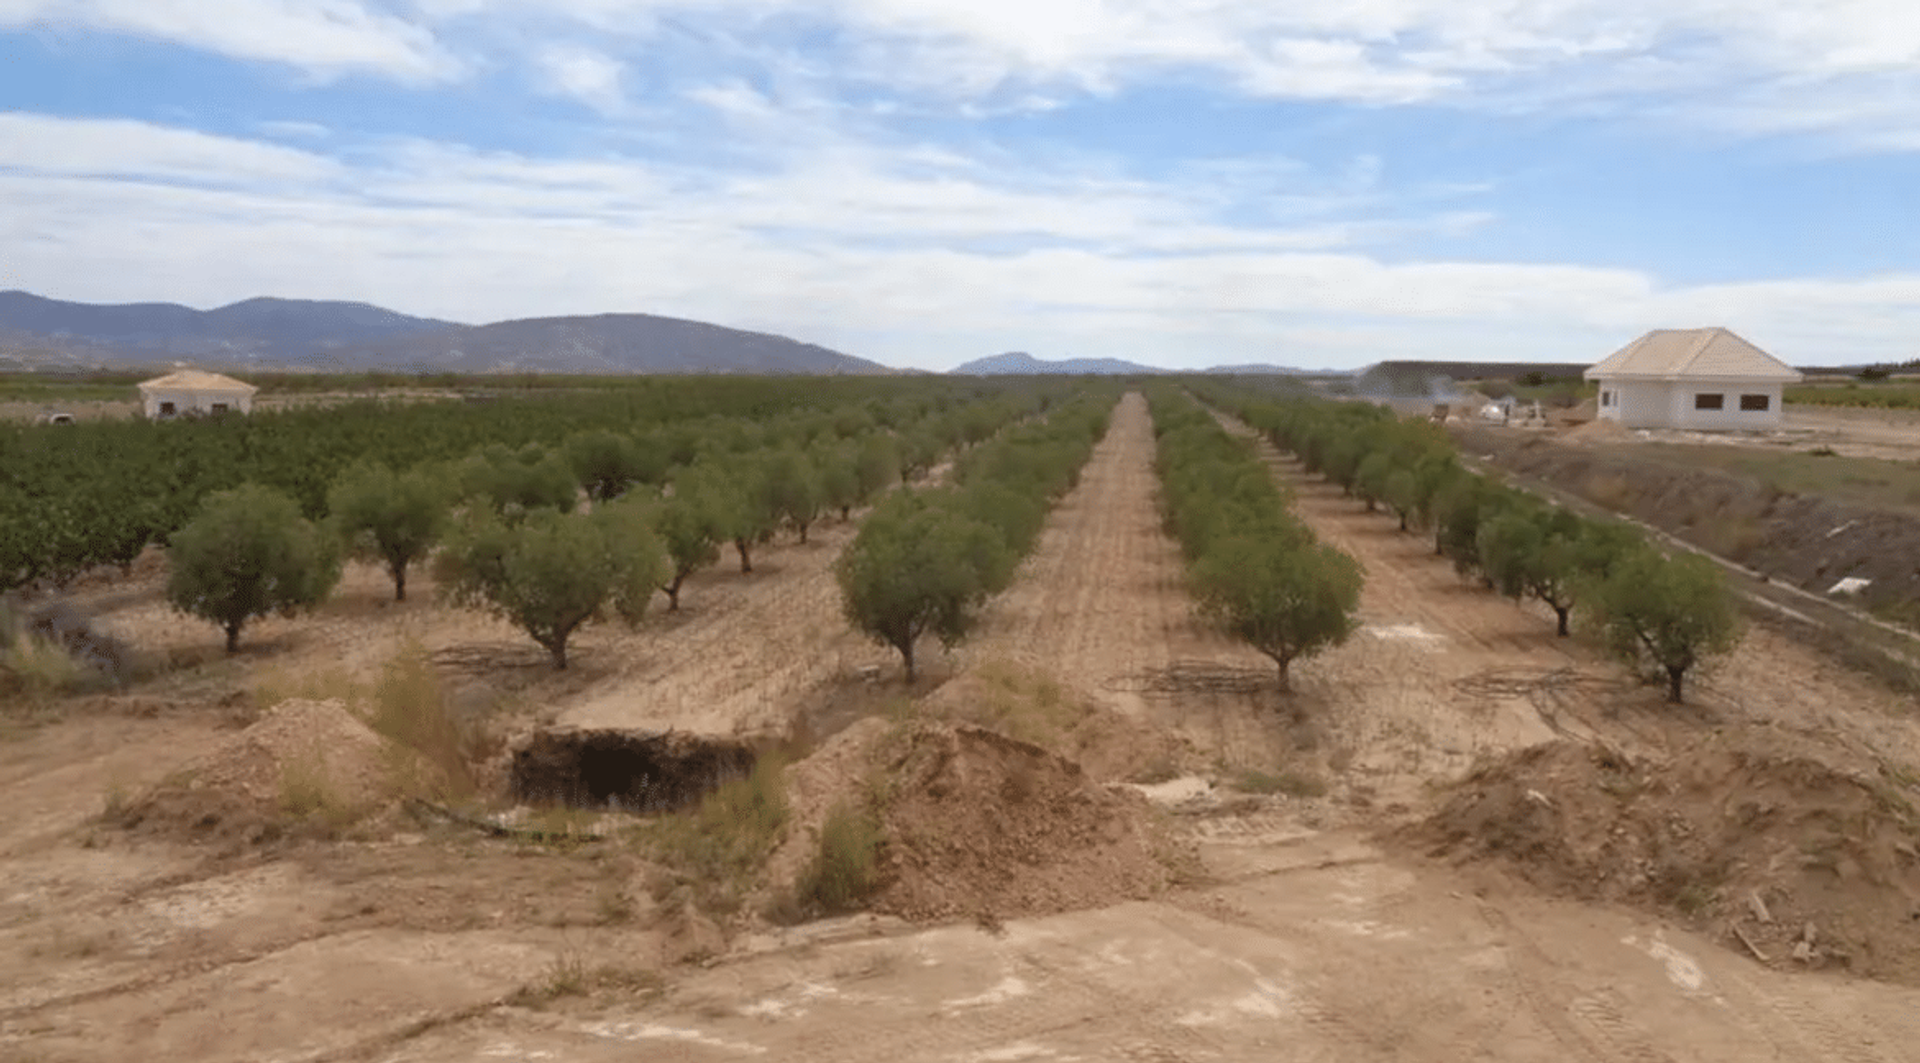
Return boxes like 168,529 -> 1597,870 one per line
511,729 -> 758,812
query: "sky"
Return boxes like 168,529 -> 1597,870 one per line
3,2 -> 1919,373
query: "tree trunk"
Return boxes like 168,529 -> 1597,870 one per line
662,574 -> 684,611
1398,512 -> 1408,532
900,640 -> 916,684
548,638 -> 569,670
840,505 -> 851,521
734,538 -> 753,573
224,622 -> 241,654
1554,606 -> 1571,637
798,521 -> 809,544
1364,498 -> 1376,512
1666,664 -> 1685,704
390,559 -> 407,602
1275,656 -> 1292,694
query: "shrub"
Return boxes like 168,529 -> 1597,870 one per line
798,801 -> 884,915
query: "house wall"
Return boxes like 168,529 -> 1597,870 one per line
1595,380 -> 1668,426
141,389 -> 254,418
1592,378 -> 1783,430
1667,381 -> 1783,430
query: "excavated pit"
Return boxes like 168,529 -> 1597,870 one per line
510,729 -> 758,812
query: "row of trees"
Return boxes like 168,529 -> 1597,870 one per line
0,376 -> 1063,592
835,393 -> 1116,681
1202,385 -> 1740,703
1147,388 -> 1364,692
158,384 -> 1071,667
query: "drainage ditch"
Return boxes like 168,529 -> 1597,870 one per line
510,728 -> 759,812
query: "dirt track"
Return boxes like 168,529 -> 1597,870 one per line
6,392 -> 1920,1061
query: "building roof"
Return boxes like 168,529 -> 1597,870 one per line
136,370 -> 258,394
1584,328 -> 1803,382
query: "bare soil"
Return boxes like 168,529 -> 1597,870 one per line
5,391 -> 1920,1061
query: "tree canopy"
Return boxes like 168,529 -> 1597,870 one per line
436,500 -> 666,668
166,483 -> 341,653
327,461 -> 449,601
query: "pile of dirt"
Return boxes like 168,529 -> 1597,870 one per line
915,662 -> 1194,782
1564,416 -> 1629,442
1412,736 -> 1920,984
869,724 -> 1192,922
114,698 -> 397,842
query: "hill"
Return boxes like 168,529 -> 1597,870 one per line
0,291 -> 455,365
0,292 -> 893,375
321,314 -> 893,375
950,352 -> 1165,376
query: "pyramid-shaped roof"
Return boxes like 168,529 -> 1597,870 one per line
1584,328 -> 1802,382
136,369 -> 258,394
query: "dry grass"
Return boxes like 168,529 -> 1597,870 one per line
277,757 -> 372,836
365,638 -> 478,802
644,754 -> 789,915
947,659 -> 1086,747
1232,767 -> 1330,798
1,631 -> 93,705
796,800 -> 884,915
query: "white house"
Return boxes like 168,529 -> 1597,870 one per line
1585,328 -> 1802,431
136,370 -> 258,419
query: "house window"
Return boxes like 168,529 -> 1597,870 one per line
211,403 -> 229,414
1694,393 -> 1725,410
1601,390 -> 1614,407
1740,394 -> 1770,411
159,401 -> 176,416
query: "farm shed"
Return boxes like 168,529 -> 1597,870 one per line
1585,328 -> 1802,430
136,369 -> 257,419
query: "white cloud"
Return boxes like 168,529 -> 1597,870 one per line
4,112 -> 1918,370
1,0 -> 460,81
533,43 -> 629,113
0,112 -> 340,184
400,1 -> 1920,145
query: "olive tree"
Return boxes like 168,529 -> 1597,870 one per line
651,477 -> 725,611
764,448 -> 823,543
564,429 -> 661,502
835,493 -> 1007,682
166,484 -> 341,653
436,500 -> 665,669
327,461 -> 448,601
1592,549 -> 1741,703
1192,530 -> 1363,693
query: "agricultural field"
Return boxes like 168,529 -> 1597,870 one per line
3,386 -> 1920,1061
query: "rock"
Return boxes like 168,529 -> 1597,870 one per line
1747,891 -> 1773,924
1792,941 -> 1815,963
1802,921 -> 1818,945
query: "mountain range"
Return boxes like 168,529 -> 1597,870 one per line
0,291 -> 1337,378
949,351 -> 1325,376
0,292 -> 891,376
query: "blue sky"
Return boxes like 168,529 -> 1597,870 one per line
3,2 -> 1918,372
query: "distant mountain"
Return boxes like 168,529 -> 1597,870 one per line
0,292 -> 894,376
319,313 -> 895,376
949,352 -> 1166,375
0,291 -> 456,365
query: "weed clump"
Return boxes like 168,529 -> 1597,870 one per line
645,754 -> 789,915
797,800 -> 884,915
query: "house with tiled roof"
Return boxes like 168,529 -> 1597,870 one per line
1584,328 -> 1802,430
136,369 -> 257,419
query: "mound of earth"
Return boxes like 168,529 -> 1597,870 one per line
915,661 -> 1195,782
1413,736 -> 1920,984
114,698 -> 397,842
870,724 -> 1191,922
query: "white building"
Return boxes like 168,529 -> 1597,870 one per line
136,370 -> 258,419
1585,328 -> 1802,431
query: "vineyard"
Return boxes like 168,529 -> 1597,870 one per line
3,380 -> 1920,1062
